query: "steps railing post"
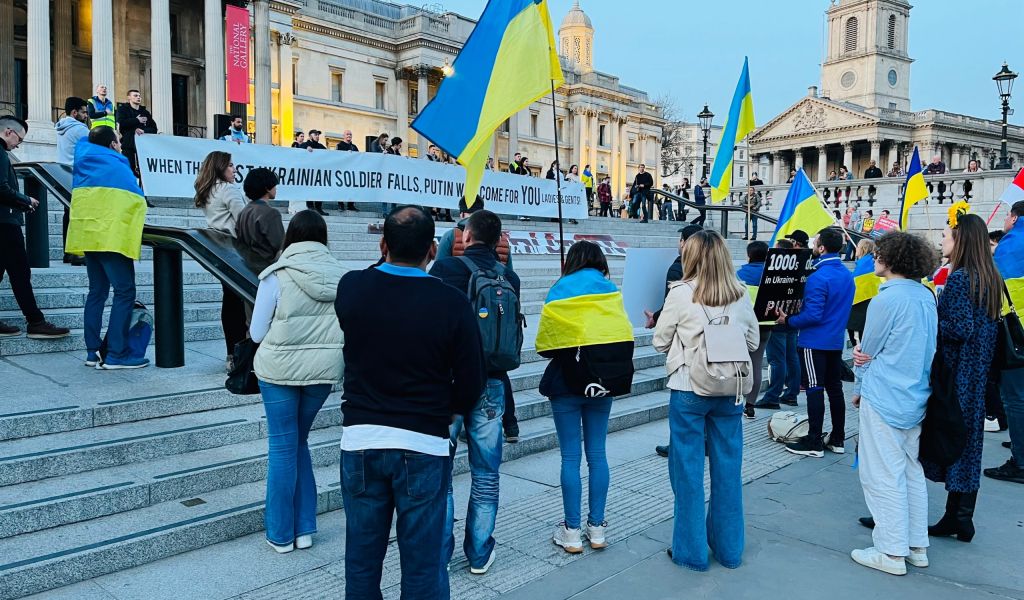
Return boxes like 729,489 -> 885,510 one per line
153,245 -> 185,368
23,178 -> 50,268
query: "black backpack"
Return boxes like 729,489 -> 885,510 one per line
458,256 -> 524,372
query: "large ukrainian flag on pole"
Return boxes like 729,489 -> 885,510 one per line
899,146 -> 929,229
709,57 -> 756,203
769,168 -> 835,245
411,0 -> 563,208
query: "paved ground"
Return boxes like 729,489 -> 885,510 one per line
23,394 -> 1021,600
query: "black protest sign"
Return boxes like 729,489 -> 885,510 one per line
752,248 -> 813,322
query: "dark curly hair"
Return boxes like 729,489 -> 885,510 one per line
874,231 -> 939,281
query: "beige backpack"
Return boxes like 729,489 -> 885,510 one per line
685,291 -> 752,402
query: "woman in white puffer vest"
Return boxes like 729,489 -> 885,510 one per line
249,210 -> 346,554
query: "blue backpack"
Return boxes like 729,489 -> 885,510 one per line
99,302 -> 153,360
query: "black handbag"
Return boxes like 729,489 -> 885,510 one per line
995,283 -> 1024,371
560,342 -> 635,398
225,338 -> 261,395
919,341 -> 967,467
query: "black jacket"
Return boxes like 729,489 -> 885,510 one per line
864,166 -> 884,179
0,140 -> 32,226
116,104 -> 158,149
633,171 -> 654,191
300,140 -> 327,150
336,141 -> 360,151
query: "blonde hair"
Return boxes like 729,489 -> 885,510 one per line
681,230 -> 746,307
855,238 -> 876,260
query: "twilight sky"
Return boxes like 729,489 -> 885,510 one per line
437,0 -> 1024,125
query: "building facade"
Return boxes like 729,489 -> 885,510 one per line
749,0 -> 1024,184
3,0 -> 663,197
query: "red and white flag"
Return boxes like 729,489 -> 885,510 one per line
999,167 -> 1024,206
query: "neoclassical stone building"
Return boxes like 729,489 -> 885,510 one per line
749,0 -> 1024,184
5,0 -> 663,196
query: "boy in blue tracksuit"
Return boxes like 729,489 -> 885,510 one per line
776,227 -> 855,457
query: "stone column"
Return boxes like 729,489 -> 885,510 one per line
25,0 -> 55,143
816,145 -> 828,181
150,0 -> 174,135
772,151 -> 783,185
588,110 -> 599,170
572,108 -> 585,169
0,0 -> 13,104
842,142 -> 854,171
869,139 -> 881,167
508,111 -> 519,166
52,0 -> 74,108
204,0 -> 226,138
951,145 -> 962,172
277,33 -> 294,146
395,72 -> 409,152
417,66 -> 430,159
92,0 -> 115,99
887,142 -> 899,172
794,148 -> 804,170
609,114 -> 619,190
253,0 -> 272,144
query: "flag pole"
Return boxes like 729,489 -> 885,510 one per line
549,78 -> 566,270
987,203 -> 1004,225
745,135 -> 752,239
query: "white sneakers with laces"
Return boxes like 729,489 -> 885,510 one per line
851,546 -> 911,575
552,522 -> 583,553
585,521 -> 608,549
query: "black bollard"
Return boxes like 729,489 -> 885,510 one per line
153,245 -> 185,368
23,178 -> 50,268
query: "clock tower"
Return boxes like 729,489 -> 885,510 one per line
820,0 -> 913,111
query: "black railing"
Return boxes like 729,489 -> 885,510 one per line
173,124 -> 209,138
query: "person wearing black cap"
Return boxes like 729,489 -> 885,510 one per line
299,131 -> 328,215
647,224 -> 703,457
785,229 -> 810,249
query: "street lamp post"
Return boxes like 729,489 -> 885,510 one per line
993,62 -> 1018,170
698,104 -> 714,179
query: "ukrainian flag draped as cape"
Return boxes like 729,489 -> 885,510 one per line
769,169 -> 834,245
66,141 -> 147,260
535,268 -> 634,353
852,254 -> 883,305
411,0 -> 563,208
994,219 -> 1024,310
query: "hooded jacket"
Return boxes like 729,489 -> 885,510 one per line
55,117 -> 90,165
253,241 -> 347,386
786,253 -> 855,350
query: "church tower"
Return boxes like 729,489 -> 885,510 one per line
820,0 -> 913,111
559,1 -> 594,74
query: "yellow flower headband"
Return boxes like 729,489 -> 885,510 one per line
948,200 -> 971,229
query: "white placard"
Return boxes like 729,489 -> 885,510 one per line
136,136 -> 588,219
620,247 -> 681,328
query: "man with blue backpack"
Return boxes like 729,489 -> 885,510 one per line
430,209 -> 524,583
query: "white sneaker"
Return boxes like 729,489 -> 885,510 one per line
851,547 -> 906,575
984,417 -> 1001,432
907,547 -> 929,568
469,548 -> 496,574
295,535 -> 312,550
552,522 -> 583,554
267,540 -> 294,554
585,521 -> 608,549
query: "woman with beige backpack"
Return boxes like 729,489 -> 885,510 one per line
653,229 -> 760,571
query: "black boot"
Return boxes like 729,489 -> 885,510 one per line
954,491 -> 977,543
928,491 -> 961,537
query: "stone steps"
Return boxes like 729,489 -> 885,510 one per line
0,320 -> 225,356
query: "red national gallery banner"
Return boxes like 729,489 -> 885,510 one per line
225,5 -> 249,104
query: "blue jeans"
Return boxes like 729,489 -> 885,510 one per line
668,390 -> 744,571
1000,367 -> 1024,466
760,327 -> 801,405
84,252 -> 136,360
341,449 -> 449,600
744,216 -> 759,238
259,381 -> 330,546
443,379 -> 505,573
550,395 -> 613,529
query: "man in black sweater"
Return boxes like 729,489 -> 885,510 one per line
115,89 -> 158,178
632,164 -> 655,222
300,130 -> 329,215
335,205 -> 486,599
429,209 -> 521,579
334,130 -> 358,210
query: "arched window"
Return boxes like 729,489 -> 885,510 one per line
844,17 -> 858,53
887,15 -> 896,49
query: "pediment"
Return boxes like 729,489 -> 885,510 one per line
751,98 -> 878,142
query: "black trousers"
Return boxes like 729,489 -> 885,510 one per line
691,207 -> 707,227
220,283 -> 249,355
599,202 -> 610,217
499,370 -> 517,428
0,223 -> 44,324
800,348 -> 846,441
306,201 -> 324,212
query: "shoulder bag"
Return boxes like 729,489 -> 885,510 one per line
995,282 -> 1024,371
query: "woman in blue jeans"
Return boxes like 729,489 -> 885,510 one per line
536,241 -> 635,554
250,210 -> 346,553
653,230 -> 759,570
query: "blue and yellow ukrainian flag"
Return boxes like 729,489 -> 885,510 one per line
899,146 -> 929,229
66,141 -> 147,260
709,57 -> 756,203
769,168 -> 835,245
535,268 -> 634,353
995,219 -> 1024,310
411,0 -> 563,208
852,254 -> 883,305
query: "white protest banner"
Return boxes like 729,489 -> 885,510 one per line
621,248 -> 680,328
136,136 -> 588,219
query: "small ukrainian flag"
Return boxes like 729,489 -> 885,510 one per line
852,254 -> 883,305
769,169 -> 835,245
899,146 -> 929,229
